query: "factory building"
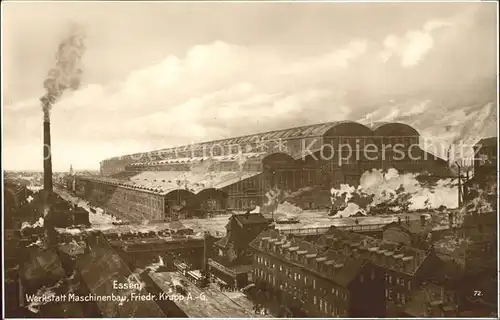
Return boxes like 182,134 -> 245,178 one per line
472,137 -> 497,178
77,121 -> 452,221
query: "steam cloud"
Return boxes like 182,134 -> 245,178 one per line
40,23 -> 86,120
330,168 -> 458,217
21,217 -> 45,231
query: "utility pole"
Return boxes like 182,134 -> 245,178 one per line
455,161 -> 462,207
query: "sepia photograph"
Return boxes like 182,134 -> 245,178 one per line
2,1 -> 498,318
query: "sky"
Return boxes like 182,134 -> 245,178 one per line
2,2 -> 498,172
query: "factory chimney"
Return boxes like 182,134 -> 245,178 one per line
420,214 -> 426,227
43,110 -> 53,194
203,231 -> 213,272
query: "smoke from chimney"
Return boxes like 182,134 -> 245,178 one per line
40,23 -> 86,194
41,23 -> 86,117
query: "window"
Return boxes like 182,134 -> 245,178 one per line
401,278 -> 405,287
408,281 -> 411,290
313,279 -> 316,289
313,296 -> 317,305
389,275 -> 392,284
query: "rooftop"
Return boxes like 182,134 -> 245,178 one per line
130,152 -> 267,167
74,233 -> 166,317
214,235 -> 230,249
250,229 -> 368,288
383,220 -> 433,235
105,121 -> 421,162
316,226 -> 430,276
77,170 -> 262,195
148,272 -> 262,318
402,282 -> 456,317
232,213 -> 270,226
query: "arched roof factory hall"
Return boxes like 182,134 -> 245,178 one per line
80,121 -> 450,221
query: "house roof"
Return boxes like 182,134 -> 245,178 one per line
402,283 -> 455,317
425,257 -> 464,285
148,272 -> 256,317
333,257 -> 368,287
383,220 -> 433,235
214,236 -> 230,249
233,213 -> 269,226
318,226 -> 429,276
75,232 -> 166,317
250,229 -> 367,288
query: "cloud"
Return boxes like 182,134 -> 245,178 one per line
380,19 -> 451,67
286,39 -> 368,75
3,40 -> 365,170
3,6 -> 496,172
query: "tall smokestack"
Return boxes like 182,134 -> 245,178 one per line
43,110 -> 53,193
202,230 -> 214,277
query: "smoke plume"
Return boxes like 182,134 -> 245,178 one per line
40,23 -> 86,120
21,217 -> 45,231
330,168 -> 458,217
263,187 -> 283,214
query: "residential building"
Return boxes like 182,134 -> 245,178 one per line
209,213 -> 270,287
250,229 -> 386,317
